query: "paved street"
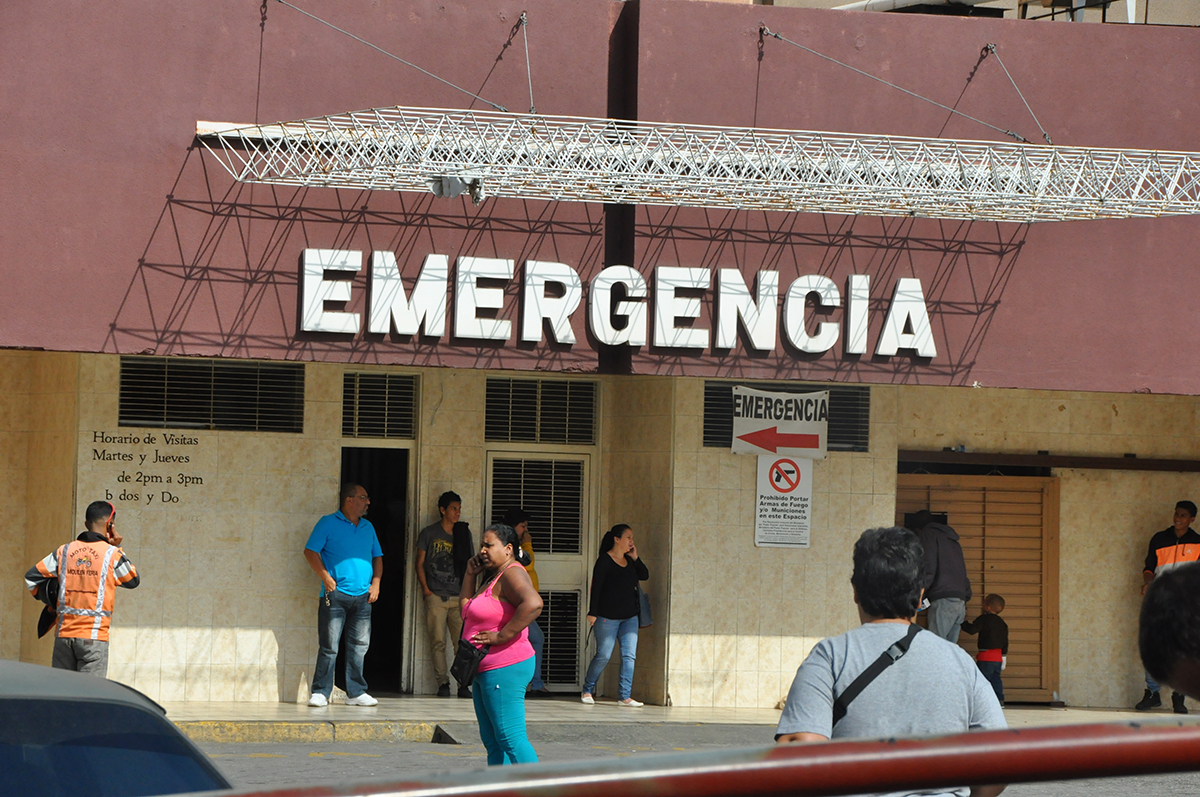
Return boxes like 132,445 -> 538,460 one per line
200,721 -> 1200,796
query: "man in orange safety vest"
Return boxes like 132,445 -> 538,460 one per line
25,500 -> 140,677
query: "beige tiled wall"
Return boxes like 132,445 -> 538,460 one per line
899,386 -> 1200,708
0,351 -> 32,661
409,368 -> 488,695
10,349 -> 1200,709
667,381 -> 900,709
597,376 -> 674,705
18,352 -> 80,666
74,355 -> 343,702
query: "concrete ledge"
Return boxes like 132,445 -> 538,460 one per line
176,720 -> 440,744
178,721 -> 335,743
334,721 -> 437,742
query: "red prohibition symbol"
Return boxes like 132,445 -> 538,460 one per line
769,458 -> 801,493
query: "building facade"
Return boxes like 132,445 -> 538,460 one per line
2,0 -> 1199,708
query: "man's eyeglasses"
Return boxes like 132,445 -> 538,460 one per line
352,494 -> 370,501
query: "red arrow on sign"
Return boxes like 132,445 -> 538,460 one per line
737,427 -> 820,453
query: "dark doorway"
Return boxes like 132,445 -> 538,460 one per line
340,447 -> 409,695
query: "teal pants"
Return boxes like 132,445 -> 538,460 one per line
472,656 -> 538,765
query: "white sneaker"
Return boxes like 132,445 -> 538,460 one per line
307,693 -> 328,707
580,693 -> 595,705
345,693 -> 378,706
618,698 -> 644,707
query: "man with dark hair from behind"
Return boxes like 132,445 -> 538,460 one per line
1135,500 -> 1200,713
1141,561 -> 1200,703
777,526 -> 1006,797
304,483 -> 382,707
25,500 -> 139,677
910,509 -> 972,644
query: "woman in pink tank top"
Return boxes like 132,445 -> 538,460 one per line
458,523 -> 543,765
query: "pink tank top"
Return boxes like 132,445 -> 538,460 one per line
461,562 -> 535,672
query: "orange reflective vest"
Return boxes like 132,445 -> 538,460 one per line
48,540 -> 131,641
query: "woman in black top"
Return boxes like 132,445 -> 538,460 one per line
581,524 -> 649,706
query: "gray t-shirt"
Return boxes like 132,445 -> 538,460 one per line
777,623 -> 1006,797
417,522 -> 462,598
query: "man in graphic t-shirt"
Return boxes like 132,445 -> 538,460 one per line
416,490 -> 473,697
1136,500 -> 1200,714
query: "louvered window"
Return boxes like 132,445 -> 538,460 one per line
490,459 -> 584,554
119,356 -> 304,433
342,373 -> 417,438
702,381 -> 870,452
485,378 -> 596,445
536,590 -> 581,686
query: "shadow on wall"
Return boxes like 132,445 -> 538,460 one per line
106,146 -> 1030,383
104,624 -> 316,703
103,147 -> 605,370
633,206 -> 1028,385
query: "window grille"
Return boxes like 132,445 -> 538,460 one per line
119,356 -> 304,433
490,458 -> 584,555
702,381 -> 870,452
485,378 -> 596,445
341,373 -> 417,438
536,590 -> 581,686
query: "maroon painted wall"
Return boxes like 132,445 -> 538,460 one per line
0,0 -> 612,368
2,0 -> 1199,393
629,0 -> 1200,391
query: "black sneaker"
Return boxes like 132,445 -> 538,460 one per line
1173,692 -> 1188,714
457,685 -> 472,698
437,683 -> 451,698
1135,689 -> 1162,710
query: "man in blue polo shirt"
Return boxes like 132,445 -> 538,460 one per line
304,483 -> 383,707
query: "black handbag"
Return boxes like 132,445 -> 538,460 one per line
636,583 -> 653,628
450,637 -> 489,687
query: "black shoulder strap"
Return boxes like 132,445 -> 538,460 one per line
832,623 -> 922,727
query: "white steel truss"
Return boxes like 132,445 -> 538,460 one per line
196,106 -> 1200,223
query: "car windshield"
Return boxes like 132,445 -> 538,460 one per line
0,699 -> 228,797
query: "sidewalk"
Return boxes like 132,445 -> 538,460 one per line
163,696 -> 1200,744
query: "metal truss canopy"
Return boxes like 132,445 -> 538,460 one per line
196,107 -> 1200,223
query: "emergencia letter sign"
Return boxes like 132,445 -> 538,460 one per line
731,386 -> 828,459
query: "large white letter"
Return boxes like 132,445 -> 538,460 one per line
715,269 -> 778,350
302,249 -> 361,333
654,267 -> 710,349
368,252 -> 448,337
783,275 -> 841,353
454,257 -> 514,340
521,260 -> 582,344
876,277 -> 937,358
845,274 -> 870,355
589,266 -> 647,346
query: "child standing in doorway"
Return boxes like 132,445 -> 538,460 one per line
961,593 -> 1009,706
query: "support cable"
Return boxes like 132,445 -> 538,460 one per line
255,0 -> 268,122
760,25 -> 1028,144
273,0 -> 508,112
520,12 -> 535,114
984,44 -> 1052,144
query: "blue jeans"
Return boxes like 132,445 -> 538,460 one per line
312,591 -> 372,699
583,616 -> 639,700
978,660 -> 1004,704
1146,671 -> 1161,692
527,620 -> 546,690
473,656 -> 538,765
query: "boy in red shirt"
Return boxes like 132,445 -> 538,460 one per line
961,594 -> 1009,707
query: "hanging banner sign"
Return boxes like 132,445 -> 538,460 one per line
731,386 -> 828,459
755,455 -> 812,548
